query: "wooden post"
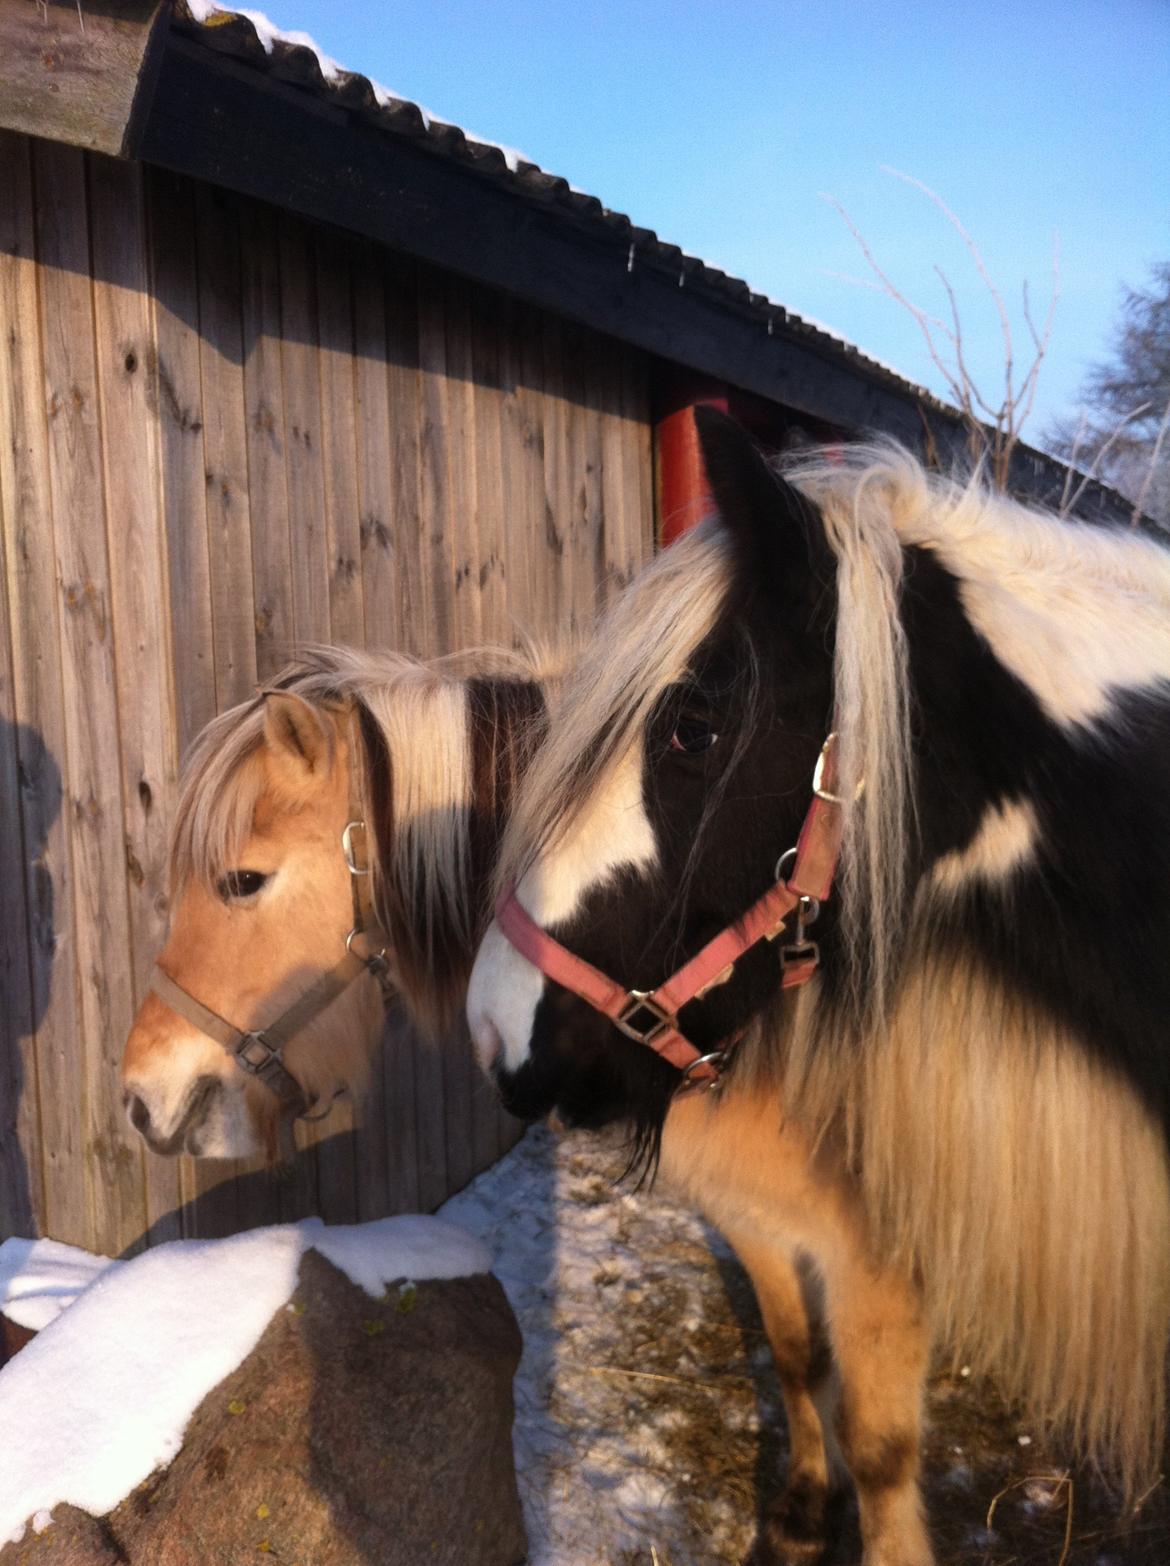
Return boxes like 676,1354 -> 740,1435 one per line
0,1 -> 169,157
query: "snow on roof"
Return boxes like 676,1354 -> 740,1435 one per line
0,1216 -> 490,1545
184,1 -> 529,171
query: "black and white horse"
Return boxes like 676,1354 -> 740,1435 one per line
468,408 -> 1170,1566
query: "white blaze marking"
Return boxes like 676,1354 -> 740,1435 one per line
468,742 -> 657,1074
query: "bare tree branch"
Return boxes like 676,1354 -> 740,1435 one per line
828,174 -> 1060,490
1060,402 -> 1154,517
1130,397 -> 1170,526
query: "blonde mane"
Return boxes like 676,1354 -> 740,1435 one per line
171,643 -> 555,1034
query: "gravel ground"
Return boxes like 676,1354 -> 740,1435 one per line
441,1124 -> 1169,1566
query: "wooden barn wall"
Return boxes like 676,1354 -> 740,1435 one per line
0,130 -> 654,1256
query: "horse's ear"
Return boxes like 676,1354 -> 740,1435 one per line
263,691 -> 334,786
694,406 -> 828,587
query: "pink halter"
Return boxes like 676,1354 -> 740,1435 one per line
495,736 -> 847,1088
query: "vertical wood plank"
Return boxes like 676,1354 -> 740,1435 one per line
562,319 -> 606,633
624,351 -> 656,570
145,168 -> 216,761
353,243 -> 398,656
415,271 -> 455,659
597,336 -> 641,598
411,268 -> 453,1211
435,276 -> 479,1199
88,150 -> 182,1248
0,129 -> 60,1242
503,300 -> 548,647
314,229 -> 364,648
309,235 -> 398,1225
277,214 -> 331,648
194,182 -> 257,711
144,166 -> 220,1234
540,314 -> 574,636
467,285 -> 509,648
377,250 -> 424,1213
0,561 -> 42,1240
381,1005 -> 420,1215
463,288 -> 513,1176
274,214 -> 333,1225
0,506 -> 45,1241
383,253 -> 426,655
34,139 -> 146,1254
192,181 -> 261,1234
239,199 -> 293,684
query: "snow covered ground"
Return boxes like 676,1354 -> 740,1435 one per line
441,1125 -> 774,1566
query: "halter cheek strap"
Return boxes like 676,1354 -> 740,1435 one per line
494,735 -> 848,1089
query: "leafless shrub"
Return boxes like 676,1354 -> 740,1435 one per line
827,168 -> 1059,491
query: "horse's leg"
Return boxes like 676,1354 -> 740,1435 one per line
817,1237 -> 932,1566
663,1087 -> 934,1566
725,1229 -> 845,1565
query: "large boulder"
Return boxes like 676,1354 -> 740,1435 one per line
1,1249 -> 526,1566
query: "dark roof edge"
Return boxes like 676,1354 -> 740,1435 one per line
133,7 -> 1137,529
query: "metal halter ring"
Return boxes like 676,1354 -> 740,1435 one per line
342,819 -> 370,876
346,925 -> 388,963
774,846 -> 798,883
680,1050 -> 727,1087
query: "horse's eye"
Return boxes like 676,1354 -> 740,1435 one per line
218,870 -> 269,901
670,717 -> 719,755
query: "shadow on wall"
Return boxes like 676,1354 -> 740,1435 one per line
1,720 -> 62,1242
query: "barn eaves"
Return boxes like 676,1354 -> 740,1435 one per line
0,0 -> 1135,523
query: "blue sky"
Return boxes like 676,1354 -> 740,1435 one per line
249,0 -> 1168,448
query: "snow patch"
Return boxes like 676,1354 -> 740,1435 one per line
308,1213 -> 491,1291
0,1237 -> 119,1331
0,1215 -> 490,1545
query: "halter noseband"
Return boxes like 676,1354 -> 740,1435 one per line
150,714 -> 393,1122
494,735 -> 848,1091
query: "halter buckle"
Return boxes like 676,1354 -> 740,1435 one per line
616,990 -> 675,1045
237,1031 -> 283,1076
812,733 -> 864,804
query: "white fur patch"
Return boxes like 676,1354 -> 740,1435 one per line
468,741 -> 658,1074
930,798 -> 1039,896
899,495 -> 1170,728
124,1031 -> 260,1159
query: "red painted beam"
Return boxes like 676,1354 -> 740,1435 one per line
655,380 -> 728,546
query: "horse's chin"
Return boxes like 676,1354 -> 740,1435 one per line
185,1087 -> 264,1159
490,1061 -> 557,1124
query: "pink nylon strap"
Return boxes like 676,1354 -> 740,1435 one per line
493,738 -> 846,1085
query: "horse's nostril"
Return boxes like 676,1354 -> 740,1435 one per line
126,1092 -> 151,1135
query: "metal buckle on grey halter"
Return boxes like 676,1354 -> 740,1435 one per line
149,811 -> 393,1124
